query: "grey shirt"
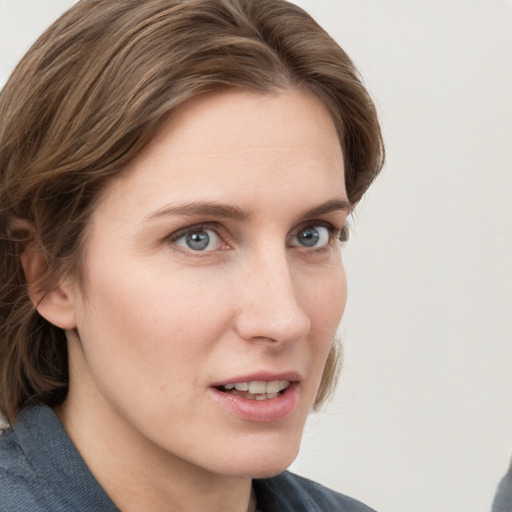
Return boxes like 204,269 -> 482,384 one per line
0,406 -> 376,512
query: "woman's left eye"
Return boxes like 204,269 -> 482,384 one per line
173,227 -> 225,251
290,225 -> 333,248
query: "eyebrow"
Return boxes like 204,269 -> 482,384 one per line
145,197 -> 351,223
146,201 -> 251,222
300,198 -> 351,218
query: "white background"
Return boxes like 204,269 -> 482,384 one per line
1,1 -> 511,511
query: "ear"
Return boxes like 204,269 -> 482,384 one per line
14,219 -> 78,331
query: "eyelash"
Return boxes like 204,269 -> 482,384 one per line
292,221 -> 344,249
165,222 -> 227,250
165,220 -> 346,255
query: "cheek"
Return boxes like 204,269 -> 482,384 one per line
298,261 -> 347,372
71,265 -> 238,438
305,262 -> 347,334
77,256 -> 243,376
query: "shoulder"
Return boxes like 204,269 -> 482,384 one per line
0,406 -> 117,512
0,426 -> 48,511
0,427 -> 25,472
253,471 -> 377,512
0,425 -> 36,480
492,461 -> 512,512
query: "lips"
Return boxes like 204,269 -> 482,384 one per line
209,372 -> 301,422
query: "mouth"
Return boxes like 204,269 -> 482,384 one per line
209,372 -> 301,422
216,380 -> 290,401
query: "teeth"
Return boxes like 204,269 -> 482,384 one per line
228,390 -> 282,400
222,380 -> 290,394
249,381 -> 266,394
266,380 -> 289,394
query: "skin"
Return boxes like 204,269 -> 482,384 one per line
35,88 -> 349,512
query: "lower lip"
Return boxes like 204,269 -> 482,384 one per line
208,383 -> 299,423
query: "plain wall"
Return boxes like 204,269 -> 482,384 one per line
1,2 -> 511,512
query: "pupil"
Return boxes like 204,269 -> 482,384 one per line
186,231 -> 209,250
299,227 -> 319,247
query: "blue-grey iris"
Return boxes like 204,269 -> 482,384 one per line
186,231 -> 209,250
297,227 -> 320,247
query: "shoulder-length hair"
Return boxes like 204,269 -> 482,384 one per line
0,0 -> 384,426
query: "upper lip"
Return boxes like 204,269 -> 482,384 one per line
210,371 -> 302,388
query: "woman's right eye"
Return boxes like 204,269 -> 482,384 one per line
172,227 -> 225,252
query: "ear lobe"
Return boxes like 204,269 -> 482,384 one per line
14,219 -> 78,331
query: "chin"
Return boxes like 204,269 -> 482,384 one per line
213,432 -> 302,479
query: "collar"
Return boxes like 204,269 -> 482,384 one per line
13,406 -> 118,511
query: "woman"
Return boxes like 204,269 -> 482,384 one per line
0,0 -> 384,510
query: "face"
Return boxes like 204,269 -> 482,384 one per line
63,88 -> 349,478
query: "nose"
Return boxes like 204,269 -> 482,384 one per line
233,251 -> 311,345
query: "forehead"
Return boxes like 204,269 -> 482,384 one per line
93,88 -> 346,221
152,87 -> 342,157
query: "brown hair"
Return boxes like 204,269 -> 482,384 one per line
0,0 -> 384,426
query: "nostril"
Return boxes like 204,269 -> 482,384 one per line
235,310 -> 310,345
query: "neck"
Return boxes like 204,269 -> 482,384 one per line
55,364 -> 254,512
